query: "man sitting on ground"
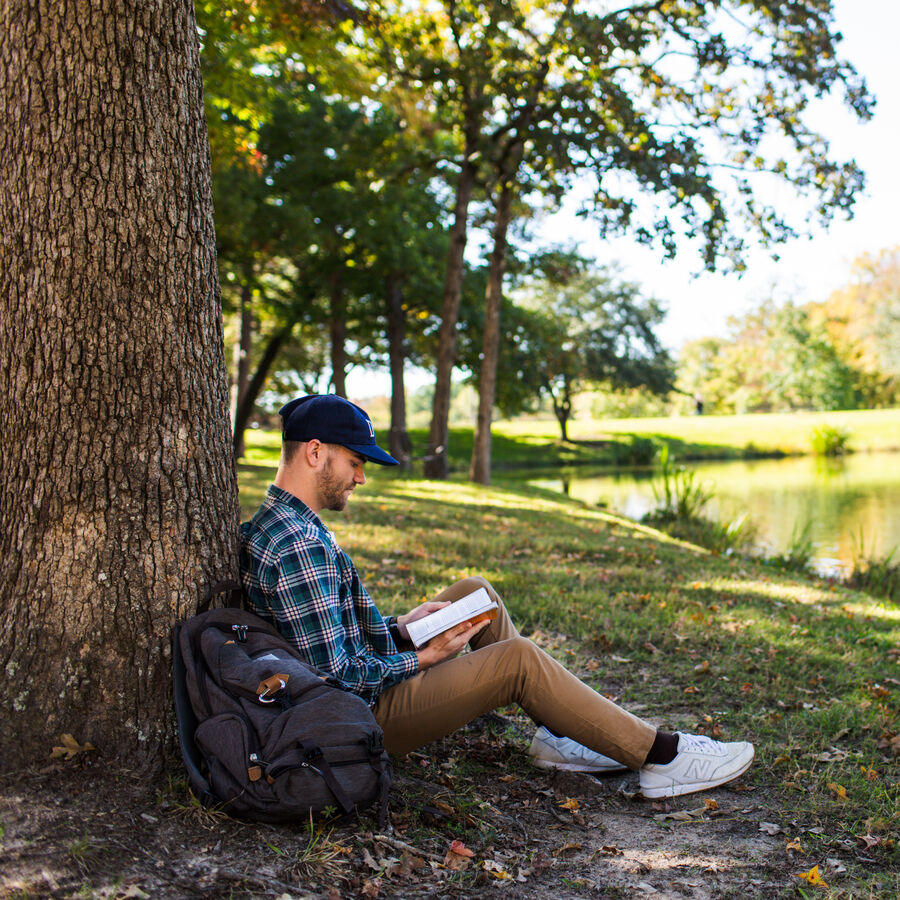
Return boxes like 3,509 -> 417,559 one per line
239,394 -> 754,799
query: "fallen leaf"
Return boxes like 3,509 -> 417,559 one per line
827,782 -> 848,801
785,837 -> 804,853
653,806 -> 707,823
482,860 -> 512,879
50,733 -> 96,760
857,833 -> 880,850
683,685 -> 701,694
600,845 -> 624,855
759,822 -> 783,835
361,877 -> 382,897
498,774 -> 517,783
558,797 -> 580,811
362,848 -> 381,871
795,864 -> 827,886
447,840 -> 474,858
552,842 -> 582,856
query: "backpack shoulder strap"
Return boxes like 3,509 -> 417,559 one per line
171,622 -> 219,808
198,579 -> 245,615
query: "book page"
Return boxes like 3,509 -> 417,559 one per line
405,587 -> 497,648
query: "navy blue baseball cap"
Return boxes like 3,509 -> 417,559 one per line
279,395 -> 399,466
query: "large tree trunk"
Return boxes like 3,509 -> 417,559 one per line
329,271 -> 347,398
424,159 -> 477,479
0,0 -> 239,767
233,323 -> 294,458
470,180 -> 515,485
231,281 -> 254,459
385,275 -> 412,469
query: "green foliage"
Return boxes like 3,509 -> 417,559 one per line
644,445 -> 754,554
648,444 -> 713,521
761,521 -> 816,574
676,300 -> 860,416
848,541 -> 900,603
810,424 -> 851,457
609,435 -> 658,467
472,259 -> 674,438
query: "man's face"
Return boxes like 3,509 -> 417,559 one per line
317,445 -> 367,511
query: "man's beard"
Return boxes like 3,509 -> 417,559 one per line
318,458 -> 354,511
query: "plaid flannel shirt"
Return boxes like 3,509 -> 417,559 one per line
240,485 -> 419,704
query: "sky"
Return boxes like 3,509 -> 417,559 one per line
347,0 -> 899,397
547,0 -> 900,352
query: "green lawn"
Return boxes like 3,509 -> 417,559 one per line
236,462 -> 900,894
496,407 -> 900,459
241,407 -> 900,478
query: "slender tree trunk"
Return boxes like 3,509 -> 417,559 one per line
0,0 -> 239,766
385,275 -> 412,469
232,281 -> 254,459
470,180 -> 515,484
233,323 -> 294,458
329,271 -> 347,398
551,384 -> 572,442
424,159 -> 477,479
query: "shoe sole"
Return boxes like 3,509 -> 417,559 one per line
639,745 -> 754,798
532,758 -> 629,774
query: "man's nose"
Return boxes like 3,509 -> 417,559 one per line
356,469 -> 366,485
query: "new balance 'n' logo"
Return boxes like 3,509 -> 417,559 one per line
682,758 -> 714,781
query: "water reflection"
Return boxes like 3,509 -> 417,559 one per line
528,452 -> 900,574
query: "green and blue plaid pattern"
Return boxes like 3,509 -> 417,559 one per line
240,485 -> 418,704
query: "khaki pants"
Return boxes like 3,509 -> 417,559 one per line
372,577 -> 656,770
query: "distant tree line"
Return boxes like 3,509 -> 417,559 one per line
198,0 -> 873,478
676,247 -> 900,415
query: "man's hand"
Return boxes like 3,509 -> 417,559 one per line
396,600 -> 451,641
415,618 -> 489,670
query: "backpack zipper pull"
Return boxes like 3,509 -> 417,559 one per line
248,752 -> 267,782
232,623 -> 249,642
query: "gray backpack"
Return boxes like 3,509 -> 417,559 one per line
173,587 -> 391,825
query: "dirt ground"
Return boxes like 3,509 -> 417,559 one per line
0,716 -> 868,899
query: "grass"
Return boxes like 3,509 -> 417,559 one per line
237,459 -> 899,879
237,425 -> 900,892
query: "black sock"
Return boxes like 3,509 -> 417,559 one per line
645,730 -> 679,765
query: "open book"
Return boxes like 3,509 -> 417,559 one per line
404,587 -> 498,649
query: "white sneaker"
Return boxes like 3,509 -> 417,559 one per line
639,732 -> 754,798
529,726 -> 630,774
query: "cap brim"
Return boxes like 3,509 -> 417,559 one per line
343,443 -> 400,466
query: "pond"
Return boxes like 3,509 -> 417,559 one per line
527,451 -> 900,575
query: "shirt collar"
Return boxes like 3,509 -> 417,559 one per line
266,484 -> 326,531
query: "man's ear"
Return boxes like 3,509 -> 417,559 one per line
305,439 -> 326,468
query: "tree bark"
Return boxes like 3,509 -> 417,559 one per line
329,271 -> 347,398
233,323 -> 295,458
232,282 -> 254,459
470,180 -> 515,485
385,275 -> 412,469
551,382 -> 573,442
0,0 -> 239,766
424,159 -> 477,479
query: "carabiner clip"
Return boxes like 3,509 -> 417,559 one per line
258,678 -> 286,703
